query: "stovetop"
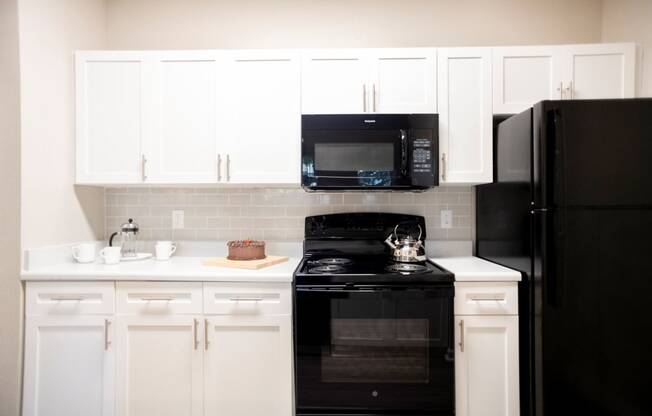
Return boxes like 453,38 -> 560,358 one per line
294,255 -> 454,285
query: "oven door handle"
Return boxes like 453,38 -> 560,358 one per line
400,129 -> 408,176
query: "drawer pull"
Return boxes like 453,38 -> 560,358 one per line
50,296 -> 86,301
468,294 -> 506,302
193,319 -> 199,350
459,319 -> 465,352
104,319 -> 111,350
229,297 -> 264,302
204,319 -> 209,350
139,295 -> 177,301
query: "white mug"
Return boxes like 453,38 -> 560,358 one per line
100,246 -> 122,265
155,241 -> 177,261
72,243 -> 96,263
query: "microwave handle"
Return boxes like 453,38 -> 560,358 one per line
400,129 -> 408,176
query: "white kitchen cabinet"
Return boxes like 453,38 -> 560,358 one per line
455,316 -> 520,416
438,48 -> 493,184
221,50 -> 301,184
562,43 -> 636,100
76,52 -> 148,184
493,43 -> 636,114
144,51 -> 222,183
370,48 -> 437,113
115,315 -> 203,416
492,46 -> 563,114
204,315 -> 293,416
22,315 -> 115,416
301,48 -> 437,114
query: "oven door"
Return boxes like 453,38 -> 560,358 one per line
294,285 -> 454,415
302,129 -> 409,189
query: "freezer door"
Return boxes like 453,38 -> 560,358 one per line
535,99 -> 652,208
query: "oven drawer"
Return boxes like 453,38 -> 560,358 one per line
116,282 -> 203,315
203,283 -> 291,316
26,282 -> 115,316
454,282 -> 518,316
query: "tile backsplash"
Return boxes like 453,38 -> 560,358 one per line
105,187 -> 474,241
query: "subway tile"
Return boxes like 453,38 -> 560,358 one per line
206,217 -> 229,228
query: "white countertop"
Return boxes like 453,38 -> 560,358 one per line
429,256 -> 522,282
22,256 -> 301,282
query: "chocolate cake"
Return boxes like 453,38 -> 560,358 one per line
227,240 -> 266,260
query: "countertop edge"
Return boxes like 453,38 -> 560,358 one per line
429,256 -> 522,282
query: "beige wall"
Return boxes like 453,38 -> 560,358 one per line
106,0 -> 603,49
19,0 -> 107,249
0,0 -> 22,414
602,0 -> 652,96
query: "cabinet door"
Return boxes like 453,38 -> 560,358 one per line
492,46 -> 564,114
145,51 -> 222,183
23,316 -> 114,416
222,51 -> 301,184
116,316 -> 203,416
438,48 -> 493,184
455,316 -> 519,416
76,52 -> 147,184
301,49 -> 369,114
370,48 -> 437,113
204,316 -> 293,416
562,43 -> 636,100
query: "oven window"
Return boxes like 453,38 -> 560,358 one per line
314,143 -> 394,171
322,318 -> 429,384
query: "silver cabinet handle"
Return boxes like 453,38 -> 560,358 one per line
217,154 -> 222,182
441,153 -> 447,182
50,296 -> 85,301
104,319 -> 111,350
141,154 -> 148,181
229,297 -> 264,302
193,318 -> 199,350
468,294 -> 506,302
204,319 -> 209,350
372,83 -> 377,112
139,295 -> 177,301
226,154 -> 230,182
565,80 -> 574,100
557,82 -> 564,99
362,84 -> 367,112
459,319 -> 465,352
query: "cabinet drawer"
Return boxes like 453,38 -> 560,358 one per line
454,282 -> 518,316
26,282 -> 115,316
203,283 -> 291,316
116,282 -> 202,315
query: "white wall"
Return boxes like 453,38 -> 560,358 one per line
602,0 -> 652,97
106,0 -> 603,49
19,0 -> 107,249
0,1 -> 22,414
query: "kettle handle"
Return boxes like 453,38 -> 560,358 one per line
393,223 -> 423,241
109,232 -> 119,247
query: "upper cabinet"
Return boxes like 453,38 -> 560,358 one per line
301,48 -> 437,114
221,50 -> 301,184
438,48 -> 493,185
76,52 -> 147,184
493,43 -> 636,114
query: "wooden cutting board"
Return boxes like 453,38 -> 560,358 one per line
202,255 -> 289,270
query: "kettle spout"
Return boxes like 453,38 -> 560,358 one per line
384,234 -> 397,249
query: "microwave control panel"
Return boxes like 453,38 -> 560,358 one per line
412,138 -> 433,174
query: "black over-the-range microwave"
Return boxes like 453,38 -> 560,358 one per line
301,114 -> 438,191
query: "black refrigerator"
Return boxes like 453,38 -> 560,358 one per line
476,99 -> 652,416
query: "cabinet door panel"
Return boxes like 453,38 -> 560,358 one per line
493,47 -> 563,114
23,316 -> 114,416
455,316 -> 519,416
301,50 -> 368,114
223,51 -> 301,184
564,43 -> 636,100
204,316 -> 293,416
146,52 -> 220,183
76,52 -> 145,184
371,48 -> 437,113
438,48 -> 493,184
116,316 -> 202,416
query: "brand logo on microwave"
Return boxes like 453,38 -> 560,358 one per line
363,119 -> 376,123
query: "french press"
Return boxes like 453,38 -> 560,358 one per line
109,218 -> 139,257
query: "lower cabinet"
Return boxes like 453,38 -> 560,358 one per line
115,316 -> 204,416
454,282 -> 520,416
204,316 -> 293,416
22,315 -> 115,416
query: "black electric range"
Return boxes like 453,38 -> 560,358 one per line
293,213 -> 455,416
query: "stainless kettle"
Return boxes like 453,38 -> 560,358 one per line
384,223 -> 426,263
